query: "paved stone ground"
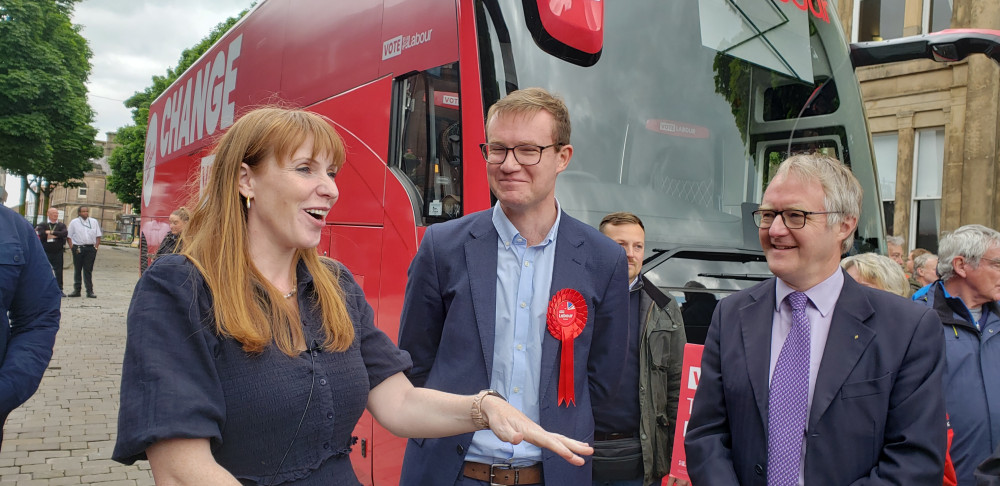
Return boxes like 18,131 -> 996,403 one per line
1,246 -> 154,485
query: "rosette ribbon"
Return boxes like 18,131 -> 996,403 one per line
546,288 -> 588,406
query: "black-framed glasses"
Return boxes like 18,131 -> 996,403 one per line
752,209 -> 842,229
479,143 -> 563,166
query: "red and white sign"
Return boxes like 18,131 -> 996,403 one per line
667,343 -> 704,484
433,91 -> 459,109
645,119 -> 710,139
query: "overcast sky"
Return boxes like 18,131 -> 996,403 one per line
3,0 -> 252,207
74,0 -> 254,140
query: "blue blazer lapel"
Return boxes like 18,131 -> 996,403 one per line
742,280 -> 777,429
540,216 -> 586,404
809,272 -> 875,429
465,215 -> 500,379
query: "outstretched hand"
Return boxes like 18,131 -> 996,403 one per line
480,396 -> 593,466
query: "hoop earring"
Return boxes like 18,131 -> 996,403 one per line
246,197 -> 252,210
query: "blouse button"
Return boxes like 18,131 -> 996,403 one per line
327,412 -> 334,420
319,378 -> 328,386
323,442 -> 331,450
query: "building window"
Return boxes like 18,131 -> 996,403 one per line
77,183 -> 88,199
911,128 -> 945,253
925,0 -> 952,33
855,0 -> 906,42
872,132 -> 899,236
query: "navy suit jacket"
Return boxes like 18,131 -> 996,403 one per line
397,209 -> 629,486
0,206 -> 60,437
685,271 -> 946,485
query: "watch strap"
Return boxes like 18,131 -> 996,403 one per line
471,389 -> 506,430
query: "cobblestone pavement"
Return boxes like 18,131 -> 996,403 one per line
1,246 -> 154,485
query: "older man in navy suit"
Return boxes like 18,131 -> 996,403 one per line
685,154 -> 946,485
398,87 -> 629,486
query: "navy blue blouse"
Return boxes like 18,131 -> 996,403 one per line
113,255 -> 411,485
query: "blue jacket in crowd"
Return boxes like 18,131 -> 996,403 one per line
913,281 -> 1000,486
0,205 -> 60,445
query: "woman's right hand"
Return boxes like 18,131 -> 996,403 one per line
480,395 -> 594,466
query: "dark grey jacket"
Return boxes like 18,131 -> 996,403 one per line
637,275 -> 686,485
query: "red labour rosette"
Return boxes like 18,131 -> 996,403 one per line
546,288 -> 588,406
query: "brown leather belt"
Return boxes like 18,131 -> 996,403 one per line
462,461 -> 543,485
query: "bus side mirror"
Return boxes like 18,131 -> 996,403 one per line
851,29 -> 1000,68
522,0 -> 604,67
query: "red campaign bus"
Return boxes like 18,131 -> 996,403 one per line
137,0 -> 1000,482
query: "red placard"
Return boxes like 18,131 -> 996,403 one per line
666,344 -> 704,484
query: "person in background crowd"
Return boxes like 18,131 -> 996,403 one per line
680,281 -> 717,346
685,154 -> 945,485
397,87 -> 629,486
840,252 -> 911,298
66,206 -> 102,298
112,106 -> 591,485
36,207 -> 68,297
908,248 -> 931,276
597,212 -> 688,486
154,207 -> 190,259
914,252 -> 940,290
0,205 -> 60,451
886,235 -> 906,267
913,224 -> 1000,486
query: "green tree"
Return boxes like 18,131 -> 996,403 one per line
0,0 -> 99,216
107,8 -> 249,210
106,124 -> 145,207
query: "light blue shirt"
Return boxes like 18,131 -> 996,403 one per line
466,202 -> 561,466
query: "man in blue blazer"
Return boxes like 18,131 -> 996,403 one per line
398,88 -> 629,486
1,205 -> 61,450
685,154 -> 946,485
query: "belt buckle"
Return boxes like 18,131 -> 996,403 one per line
489,463 -> 514,486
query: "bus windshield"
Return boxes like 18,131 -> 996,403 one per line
477,0 -> 883,304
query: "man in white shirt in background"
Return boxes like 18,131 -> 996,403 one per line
66,206 -> 102,298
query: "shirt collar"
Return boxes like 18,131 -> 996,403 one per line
491,200 -> 562,249
775,268 -> 844,317
938,280 -> 1000,316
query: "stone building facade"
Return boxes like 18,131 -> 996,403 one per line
49,133 -> 126,234
49,157 -> 123,234
835,0 -> 1000,253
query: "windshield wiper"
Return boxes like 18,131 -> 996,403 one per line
698,272 -> 772,282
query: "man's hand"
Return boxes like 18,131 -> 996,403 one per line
663,475 -> 691,486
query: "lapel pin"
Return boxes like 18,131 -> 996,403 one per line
854,334 -> 859,340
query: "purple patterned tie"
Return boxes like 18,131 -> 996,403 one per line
767,291 -> 811,486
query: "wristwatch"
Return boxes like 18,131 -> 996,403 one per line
471,389 -> 507,430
